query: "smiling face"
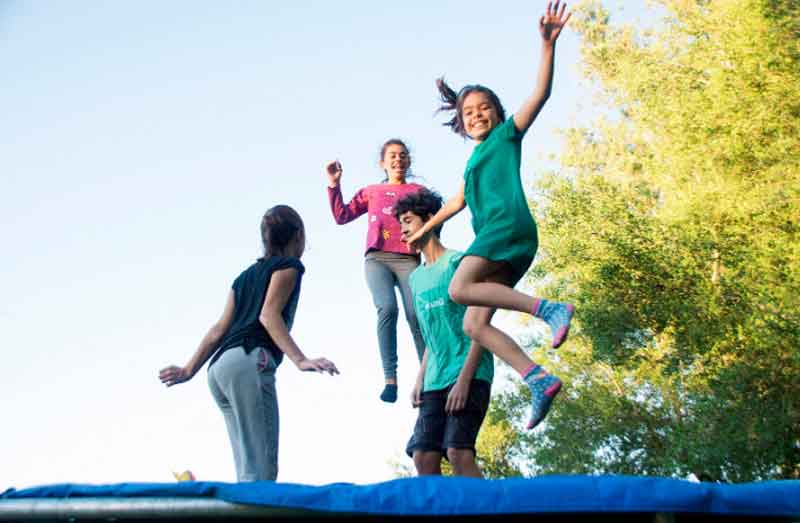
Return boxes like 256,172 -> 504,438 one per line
379,143 -> 410,183
461,91 -> 501,142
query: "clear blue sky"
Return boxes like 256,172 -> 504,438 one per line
1,1 -> 654,488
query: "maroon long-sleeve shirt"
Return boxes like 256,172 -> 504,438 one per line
328,182 -> 425,255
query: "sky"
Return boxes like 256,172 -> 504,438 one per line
1,1 -> 656,489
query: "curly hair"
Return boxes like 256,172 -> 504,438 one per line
435,77 -> 506,138
393,188 -> 445,236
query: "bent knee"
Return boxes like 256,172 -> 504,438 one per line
375,302 -> 399,320
448,279 -> 469,305
462,315 -> 487,340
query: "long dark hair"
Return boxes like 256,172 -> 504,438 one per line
435,77 -> 506,138
259,205 -> 305,259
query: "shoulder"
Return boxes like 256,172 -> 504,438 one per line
260,256 -> 306,276
445,249 -> 465,267
235,260 -> 261,280
495,116 -> 524,141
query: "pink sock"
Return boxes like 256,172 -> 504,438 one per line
520,363 -> 540,379
531,298 -> 543,317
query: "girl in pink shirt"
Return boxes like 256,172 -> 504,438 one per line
325,139 -> 426,403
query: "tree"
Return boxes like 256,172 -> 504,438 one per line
498,0 -> 799,481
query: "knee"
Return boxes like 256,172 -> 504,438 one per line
375,301 -> 399,321
413,452 -> 441,475
446,448 -> 476,475
448,279 -> 468,305
461,315 -> 485,340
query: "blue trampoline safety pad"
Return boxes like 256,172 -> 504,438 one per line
3,475 -> 800,517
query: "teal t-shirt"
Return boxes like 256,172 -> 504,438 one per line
409,249 -> 494,391
463,116 -> 538,285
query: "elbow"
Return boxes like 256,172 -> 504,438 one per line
259,312 -> 279,334
329,210 -> 348,225
538,89 -> 551,104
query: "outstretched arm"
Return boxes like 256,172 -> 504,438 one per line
159,290 -> 235,386
405,182 -> 466,248
512,1 -> 571,134
260,268 -> 339,375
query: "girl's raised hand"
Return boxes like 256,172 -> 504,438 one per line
325,160 -> 343,188
539,1 -> 571,43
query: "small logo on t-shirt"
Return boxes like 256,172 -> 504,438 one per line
382,206 -> 393,215
421,297 -> 446,310
370,215 -> 377,222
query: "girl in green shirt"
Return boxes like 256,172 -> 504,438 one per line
405,2 -> 573,430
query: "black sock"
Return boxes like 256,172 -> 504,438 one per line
380,384 -> 398,403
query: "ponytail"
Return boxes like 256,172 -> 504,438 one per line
435,77 -> 461,134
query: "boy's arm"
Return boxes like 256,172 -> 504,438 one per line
411,348 -> 429,407
445,340 -> 485,414
159,290 -> 235,386
512,2 -> 571,135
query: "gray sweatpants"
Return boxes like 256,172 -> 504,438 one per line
364,251 -> 426,379
208,346 -> 279,481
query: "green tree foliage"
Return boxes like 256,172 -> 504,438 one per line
501,0 -> 800,481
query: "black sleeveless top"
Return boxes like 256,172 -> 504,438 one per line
208,256 -> 305,369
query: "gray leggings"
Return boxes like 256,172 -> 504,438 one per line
364,251 -> 426,379
208,347 -> 278,481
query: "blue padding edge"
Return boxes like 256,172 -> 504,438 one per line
3,475 -> 800,516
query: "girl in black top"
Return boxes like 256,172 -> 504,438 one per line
159,205 -> 338,481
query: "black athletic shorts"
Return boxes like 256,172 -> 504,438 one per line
405,379 -> 491,458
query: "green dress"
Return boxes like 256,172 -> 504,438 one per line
463,117 -> 538,285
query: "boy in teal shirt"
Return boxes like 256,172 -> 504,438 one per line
395,189 -> 493,477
